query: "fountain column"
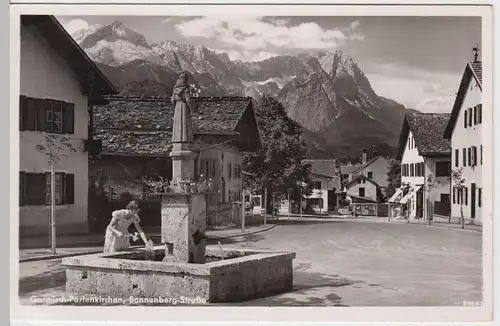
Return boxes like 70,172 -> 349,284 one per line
161,71 -> 206,264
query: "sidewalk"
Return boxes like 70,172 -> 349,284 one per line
19,223 -> 277,262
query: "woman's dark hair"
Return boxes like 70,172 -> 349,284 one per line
126,200 -> 140,211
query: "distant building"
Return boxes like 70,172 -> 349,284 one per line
91,96 -> 261,226
443,60 -> 482,224
345,174 -> 383,203
303,159 -> 341,213
392,113 -> 452,220
19,15 -> 117,235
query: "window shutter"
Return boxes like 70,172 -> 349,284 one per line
63,102 -> 75,134
211,160 -> 216,178
25,97 -> 37,131
469,108 -> 473,126
468,148 -> 472,166
19,171 -> 25,206
465,187 -> 468,205
473,146 -> 478,166
65,173 -> 75,205
479,188 -> 482,207
479,104 -> 482,123
455,149 -> 459,167
37,99 -> 48,132
473,105 -> 477,125
19,95 -> 26,131
464,110 -> 468,128
452,187 -> 456,204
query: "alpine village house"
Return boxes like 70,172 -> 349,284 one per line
90,96 -> 262,228
443,59 -> 483,225
19,15 -> 117,235
392,113 -> 452,221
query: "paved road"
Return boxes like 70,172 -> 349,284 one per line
18,220 -> 482,306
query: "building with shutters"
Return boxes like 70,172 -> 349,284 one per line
18,15 -> 117,235
391,113 -> 452,221
89,95 -> 262,228
443,60 -> 483,225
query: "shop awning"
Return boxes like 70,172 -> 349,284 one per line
388,188 -> 404,203
400,185 -> 422,204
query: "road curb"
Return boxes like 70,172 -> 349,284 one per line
406,222 -> 482,233
207,223 -> 278,240
19,249 -> 104,263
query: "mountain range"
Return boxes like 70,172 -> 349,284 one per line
71,20 -> 415,158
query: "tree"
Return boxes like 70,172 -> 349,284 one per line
35,133 -> 76,254
386,158 -> 401,199
242,96 -> 313,214
425,173 -> 441,225
451,168 -> 466,229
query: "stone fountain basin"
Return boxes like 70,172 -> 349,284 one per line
62,246 -> 295,303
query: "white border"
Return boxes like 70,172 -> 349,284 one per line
10,3 -> 494,323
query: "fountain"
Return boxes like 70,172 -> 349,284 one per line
62,72 -> 295,303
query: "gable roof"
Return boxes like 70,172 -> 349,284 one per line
21,15 -> 117,100
346,174 -> 381,189
350,156 -> 386,177
444,61 -> 482,139
396,113 -> 451,160
340,163 -> 363,175
303,159 -> 341,190
94,96 -> 262,156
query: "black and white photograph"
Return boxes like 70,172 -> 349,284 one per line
11,3 -> 493,323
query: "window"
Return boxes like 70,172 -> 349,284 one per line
464,110 -> 468,128
468,147 -> 472,166
211,160 -> 216,178
410,164 -> 414,177
472,146 -> 478,166
367,172 -> 373,178
455,149 -> 459,167
358,178 -> 361,184
228,163 -> 232,179
309,198 -> 321,207
342,174 -> 349,180
435,161 -> 450,177
358,187 -> 365,197
204,160 -> 209,177
452,187 -> 456,204
478,188 -> 482,207
463,148 -> 466,166
312,181 -> 322,189
468,107 -> 473,126
19,96 -> 75,134
465,187 -> 468,206
19,172 -> 74,206
460,187 -> 463,205
473,105 -> 477,125
478,104 -> 482,124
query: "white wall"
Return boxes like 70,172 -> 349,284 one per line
19,25 -> 90,235
196,144 -> 242,203
401,130 -> 425,186
424,156 -> 451,219
309,174 -> 329,213
347,179 -> 378,201
358,157 -> 389,188
450,74 -> 482,223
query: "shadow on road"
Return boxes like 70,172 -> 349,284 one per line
19,269 -> 66,295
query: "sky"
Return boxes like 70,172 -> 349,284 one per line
57,15 -> 482,113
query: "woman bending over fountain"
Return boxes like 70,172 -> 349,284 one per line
103,200 -> 149,253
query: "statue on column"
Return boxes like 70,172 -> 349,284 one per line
171,71 -> 197,144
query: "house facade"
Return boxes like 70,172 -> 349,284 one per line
392,113 -> 452,220
19,16 -> 116,235
345,175 -> 381,203
443,61 -> 483,224
90,96 -> 261,227
303,159 -> 341,214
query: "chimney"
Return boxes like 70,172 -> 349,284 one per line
362,149 -> 367,165
372,145 -> 377,158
